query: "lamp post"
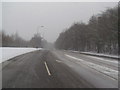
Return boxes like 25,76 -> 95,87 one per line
37,25 -> 44,38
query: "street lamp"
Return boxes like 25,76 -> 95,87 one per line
37,25 -> 44,38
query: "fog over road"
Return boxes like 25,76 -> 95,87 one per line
2,49 -> 118,88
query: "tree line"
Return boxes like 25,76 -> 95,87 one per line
55,6 -> 119,55
1,31 -> 43,48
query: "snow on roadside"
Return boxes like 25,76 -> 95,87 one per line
0,47 -> 42,63
65,54 -> 118,80
80,52 -> 119,59
86,55 -> 118,64
66,50 -> 119,59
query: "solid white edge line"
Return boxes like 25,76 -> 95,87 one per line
65,54 -> 118,73
44,61 -> 51,76
86,56 -> 118,64
65,54 -> 118,80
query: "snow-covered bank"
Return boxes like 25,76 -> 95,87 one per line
80,52 -> 119,59
65,54 -> 118,80
65,50 -> 119,59
0,47 -> 42,63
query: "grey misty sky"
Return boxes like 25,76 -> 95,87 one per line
2,2 -> 117,43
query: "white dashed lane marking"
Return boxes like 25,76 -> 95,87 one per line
44,61 -> 51,76
56,60 -> 62,63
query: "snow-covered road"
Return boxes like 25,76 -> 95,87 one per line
0,47 -> 42,63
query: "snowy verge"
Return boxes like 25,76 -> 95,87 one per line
65,50 -> 119,59
65,54 -> 118,80
80,52 -> 119,59
0,47 -> 42,63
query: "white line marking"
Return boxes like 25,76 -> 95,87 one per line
65,54 -> 84,62
86,56 -> 118,64
44,61 -> 51,76
65,54 -> 118,80
56,60 -> 62,63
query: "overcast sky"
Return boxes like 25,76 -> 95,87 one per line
1,2 -> 117,43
